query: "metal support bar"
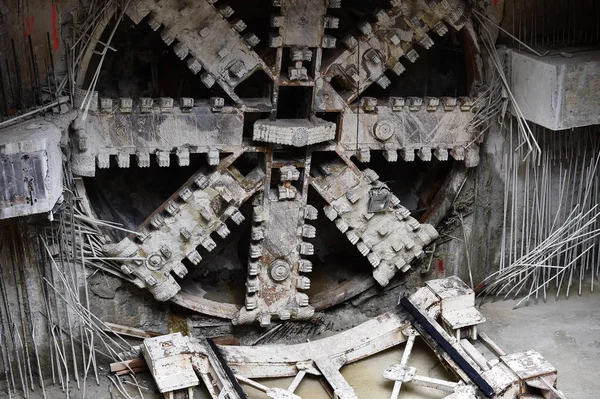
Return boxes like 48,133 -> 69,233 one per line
206,338 -> 248,399
411,375 -> 458,392
287,370 -> 306,393
390,334 -> 416,399
399,297 -> 495,397
314,357 -> 357,399
478,332 -> 506,357
460,339 -> 489,371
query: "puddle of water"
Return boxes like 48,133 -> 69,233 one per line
158,338 -> 456,399
340,341 -> 456,399
240,340 -> 456,399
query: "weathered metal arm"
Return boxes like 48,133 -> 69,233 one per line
104,152 -> 265,301
310,152 -> 439,286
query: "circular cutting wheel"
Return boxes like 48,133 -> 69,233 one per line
73,0 -> 482,325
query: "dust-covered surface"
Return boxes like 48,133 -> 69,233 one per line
478,285 -> 600,399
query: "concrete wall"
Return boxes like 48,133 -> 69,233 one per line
0,0 -> 72,114
414,119 -> 507,288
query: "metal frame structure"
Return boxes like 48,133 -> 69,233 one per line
138,277 -> 566,399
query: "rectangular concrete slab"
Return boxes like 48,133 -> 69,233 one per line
510,49 -> 600,130
142,333 -> 199,393
0,120 -> 62,219
501,350 -> 556,382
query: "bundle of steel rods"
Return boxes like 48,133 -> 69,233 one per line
0,0 -> 119,126
65,0 -> 119,102
480,206 -> 600,307
471,6 -> 600,303
472,9 -> 542,161
53,161 -> 137,282
0,160 -> 141,398
36,161 -> 147,398
486,125 -> 600,305
75,0 -> 131,121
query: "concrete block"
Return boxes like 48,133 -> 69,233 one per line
0,120 -> 62,220
142,333 -> 199,393
510,49 -> 600,130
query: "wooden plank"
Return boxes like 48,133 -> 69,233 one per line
287,370 -> 306,393
411,375 -> 457,392
478,332 -> 506,357
115,366 -> 147,376
317,377 -> 335,399
110,357 -> 147,373
206,338 -> 247,399
460,339 -> 489,371
390,334 -> 416,399
211,335 -> 240,346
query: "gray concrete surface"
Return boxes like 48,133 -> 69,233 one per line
0,119 -> 63,219
510,48 -> 600,130
478,286 -> 600,399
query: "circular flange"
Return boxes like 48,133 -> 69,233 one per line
146,254 -> 164,271
269,259 -> 291,282
372,120 -> 395,141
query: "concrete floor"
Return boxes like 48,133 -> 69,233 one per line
478,287 -> 600,399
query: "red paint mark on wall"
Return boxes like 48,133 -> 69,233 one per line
24,17 -> 35,37
437,259 -> 445,272
52,5 -> 60,50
